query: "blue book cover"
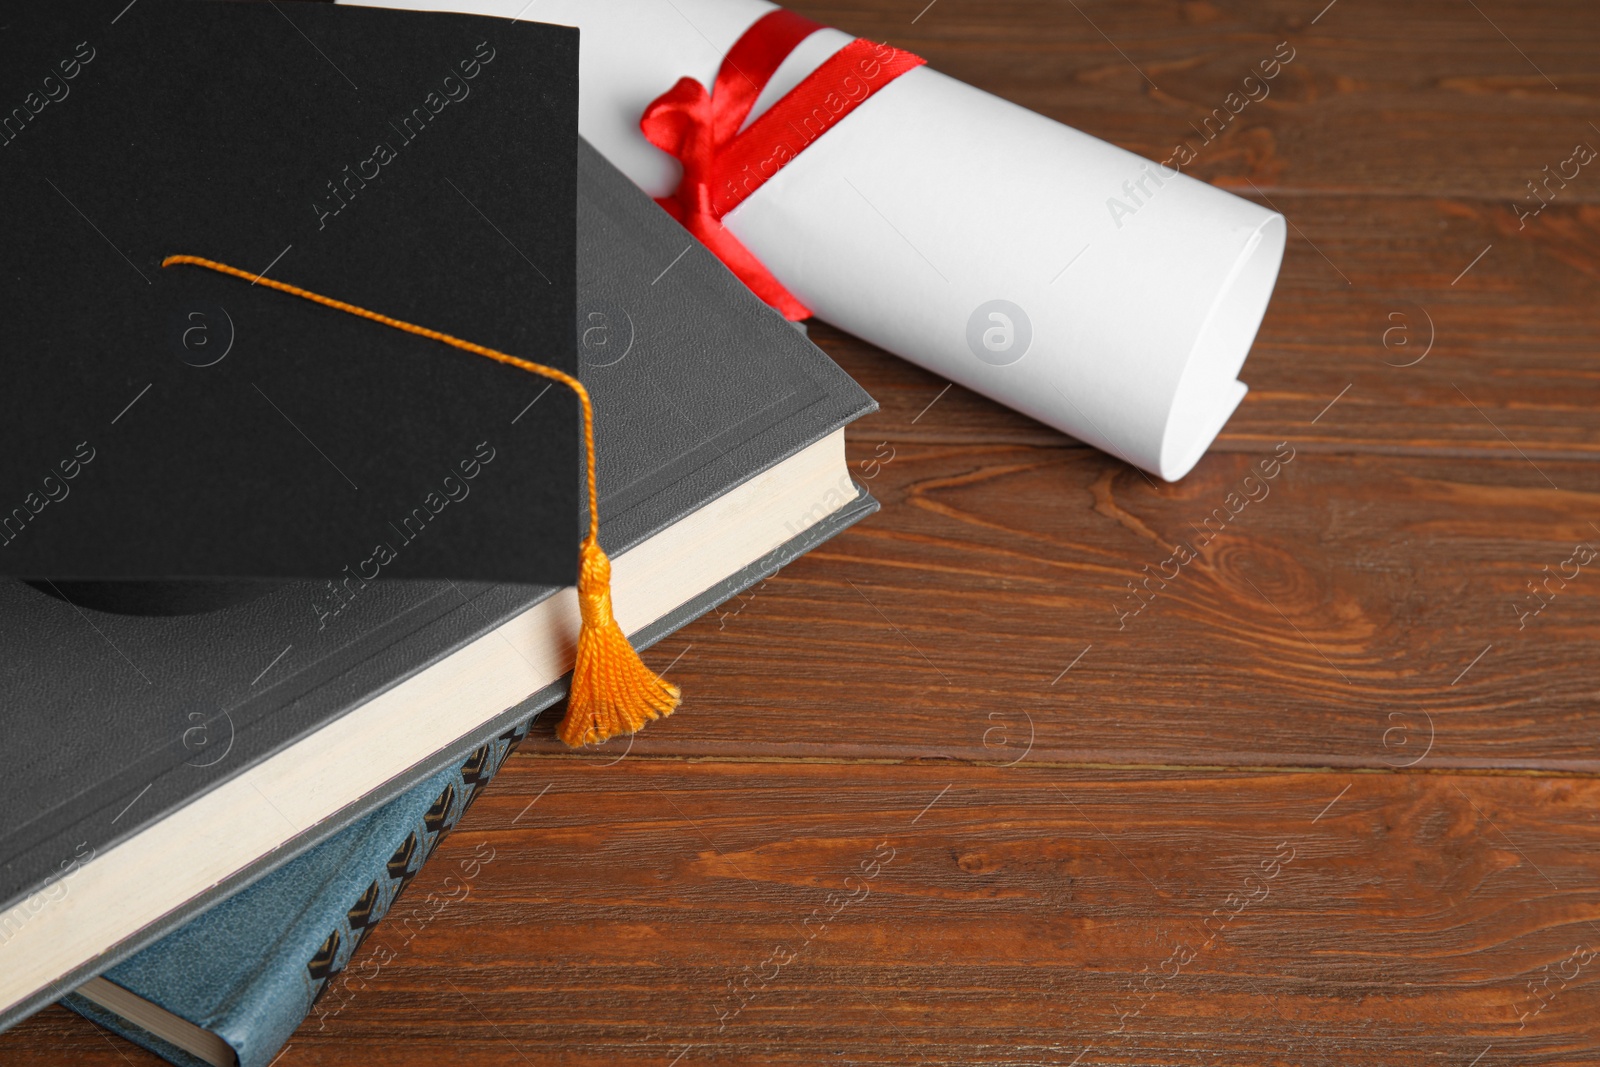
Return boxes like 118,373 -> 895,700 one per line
61,721 -> 530,1067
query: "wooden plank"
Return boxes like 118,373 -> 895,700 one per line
490,439 -> 1600,771
9,760 -> 1598,1065
800,0 -> 1600,203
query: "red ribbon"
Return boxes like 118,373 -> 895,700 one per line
641,10 -> 925,320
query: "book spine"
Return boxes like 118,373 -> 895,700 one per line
298,722 -> 528,1031
63,721 -> 530,1067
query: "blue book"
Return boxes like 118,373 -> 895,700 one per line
61,722 -> 529,1067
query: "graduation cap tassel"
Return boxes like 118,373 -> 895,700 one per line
161,255 -> 683,747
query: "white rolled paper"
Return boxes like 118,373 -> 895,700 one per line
351,0 -> 1286,480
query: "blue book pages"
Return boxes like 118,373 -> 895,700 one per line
62,723 -> 528,1067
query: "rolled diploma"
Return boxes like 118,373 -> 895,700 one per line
350,0 -> 1286,480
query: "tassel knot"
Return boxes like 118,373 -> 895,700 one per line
576,536 -> 614,626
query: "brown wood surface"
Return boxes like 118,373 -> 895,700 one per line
7,0 -> 1600,1063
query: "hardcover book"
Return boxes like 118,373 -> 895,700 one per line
63,722 -> 533,1067
0,130 -> 879,1027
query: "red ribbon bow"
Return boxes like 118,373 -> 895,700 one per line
641,10 -> 925,321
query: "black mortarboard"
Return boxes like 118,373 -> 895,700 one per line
2,0 -> 580,612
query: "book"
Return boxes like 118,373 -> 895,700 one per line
61,721 -> 533,1067
0,130 -> 879,1028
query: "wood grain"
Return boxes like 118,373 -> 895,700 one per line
11,760 -> 1600,1065
494,435 -> 1600,772
814,0 -> 1600,202
5,0 -> 1599,1063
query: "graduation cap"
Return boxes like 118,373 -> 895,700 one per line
2,0 -> 678,741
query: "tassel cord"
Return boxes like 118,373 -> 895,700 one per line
161,254 -> 680,746
161,255 -> 602,547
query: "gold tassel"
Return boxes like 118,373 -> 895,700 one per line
162,255 -> 683,747
561,536 -> 681,746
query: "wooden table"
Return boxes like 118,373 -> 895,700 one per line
8,0 -> 1600,1062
